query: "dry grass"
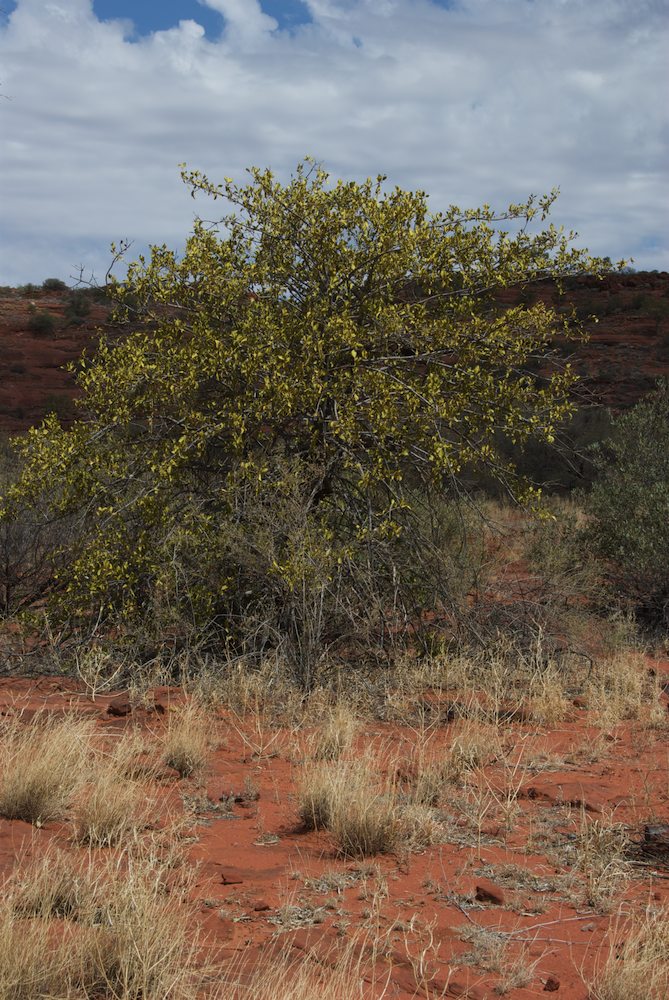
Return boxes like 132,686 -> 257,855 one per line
449,719 -> 502,774
458,923 -> 539,995
220,933 -> 373,999
10,846 -> 96,921
297,758 -> 440,858
574,810 -> 632,911
107,725 -> 160,780
298,760 -> 399,857
161,701 -> 211,777
1,837 -> 205,999
0,712 -> 95,824
74,644 -> 126,697
586,651 -> 659,728
73,774 -> 151,847
588,907 -> 669,1000
527,665 -> 571,725
0,898 -> 88,1000
408,753 -> 454,807
73,728 -> 157,847
400,722 -> 500,809
310,703 -> 358,761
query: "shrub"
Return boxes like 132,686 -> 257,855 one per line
64,289 -> 91,324
41,277 -> 68,291
3,158 -> 613,675
0,439 -> 74,616
27,310 -> 56,335
584,378 -> 669,628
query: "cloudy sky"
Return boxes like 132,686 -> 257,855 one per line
0,0 -> 667,286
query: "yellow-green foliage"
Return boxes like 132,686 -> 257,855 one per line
1,159 -> 613,621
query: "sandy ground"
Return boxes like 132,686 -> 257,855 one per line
0,659 -> 667,999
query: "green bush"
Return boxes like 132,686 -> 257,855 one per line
584,378 -> 669,629
64,291 -> 91,323
2,159 -> 612,675
28,311 -> 56,336
42,277 -> 68,292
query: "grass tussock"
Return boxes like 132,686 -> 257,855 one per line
221,943 -> 368,999
458,924 -> 539,995
0,712 -> 95,824
298,758 -> 440,858
586,651 -> 662,728
527,665 -> 571,725
588,907 -> 669,1000
1,837 -> 204,999
161,701 -> 211,778
73,774 -> 151,848
310,703 -> 358,761
574,811 -> 632,912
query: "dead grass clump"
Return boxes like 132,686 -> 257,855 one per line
298,759 -> 441,858
72,728 -> 157,847
2,838 -> 203,999
298,762 -> 340,832
398,802 -> 443,852
397,723 -> 501,820
0,899 -> 87,999
588,907 -> 669,1000
298,760 -> 398,857
310,704 -> 358,761
0,712 -> 95,824
9,846 -> 94,921
409,754 -> 454,807
587,652 -> 658,728
107,726 -> 159,780
88,847 -> 199,998
220,936 -> 369,999
73,774 -> 151,847
449,720 -> 502,776
458,924 -> 539,995
527,665 -> 571,725
161,701 -> 211,777
574,811 -> 632,911
190,653 -> 305,722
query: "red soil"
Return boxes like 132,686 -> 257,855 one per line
1,666 -> 668,998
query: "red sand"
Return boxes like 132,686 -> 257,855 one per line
1,664 -> 668,998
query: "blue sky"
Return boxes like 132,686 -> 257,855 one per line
0,0 -> 667,284
91,1 -> 312,38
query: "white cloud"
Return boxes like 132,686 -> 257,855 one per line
0,0 -> 667,284
200,0 -> 278,45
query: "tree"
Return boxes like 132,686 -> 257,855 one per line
1,159 -> 613,647
584,378 -> 669,629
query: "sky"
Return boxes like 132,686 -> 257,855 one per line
0,0 -> 667,286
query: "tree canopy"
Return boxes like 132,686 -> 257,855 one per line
1,159 -> 613,632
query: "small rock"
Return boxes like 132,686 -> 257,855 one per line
643,824 -> 669,853
474,879 -> 505,906
220,870 -> 244,885
253,901 -> 271,912
543,975 -> 560,992
106,696 -> 132,717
